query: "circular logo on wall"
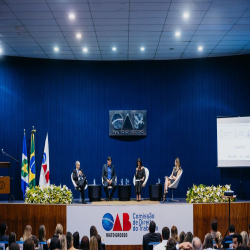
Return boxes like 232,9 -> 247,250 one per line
102,213 -> 114,231
111,114 -> 123,130
0,181 -> 5,190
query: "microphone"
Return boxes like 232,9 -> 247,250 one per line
1,149 -> 3,154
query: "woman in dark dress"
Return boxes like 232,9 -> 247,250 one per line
134,158 -> 146,202
163,158 -> 182,201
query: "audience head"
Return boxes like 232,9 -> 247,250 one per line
9,232 -> 16,246
215,231 -> 222,249
171,225 -> 179,242
89,236 -> 98,250
0,222 -> 7,235
80,236 -> 89,250
55,224 -> 63,236
184,232 -> 193,243
50,237 -> 60,250
30,235 -> 38,248
90,226 -> 98,238
96,235 -> 101,250
211,219 -> 218,232
192,237 -> 202,250
23,225 -> 32,241
162,227 -> 170,241
179,231 -> 186,244
66,232 -> 73,249
38,225 -> 46,242
59,235 -> 67,250
229,224 -> 236,234
73,232 -> 80,249
23,238 -> 34,250
240,231 -> 248,246
166,238 -> 177,250
233,233 -> 242,249
149,221 -> 156,233
204,233 -> 213,249
10,243 -> 20,250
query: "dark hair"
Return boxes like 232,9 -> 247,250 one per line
249,223 -> 250,231
204,234 -> 213,249
38,225 -> 46,242
73,232 -> 80,249
50,237 -> 60,250
80,236 -> 89,250
66,232 -> 73,249
166,238 -> 177,250
96,235 -> 101,250
233,233 -> 243,245
90,226 -> 98,238
162,227 -> 170,240
137,158 -> 142,168
211,219 -> 218,232
31,236 -> 38,248
10,243 -> 20,250
179,231 -> 186,244
107,156 -> 112,161
9,232 -> 16,246
184,232 -> 193,243
229,224 -> 236,233
149,221 -> 156,233
23,238 -> 34,250
0,223 -> 7,235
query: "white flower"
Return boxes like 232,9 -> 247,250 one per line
225,184 -> 230,190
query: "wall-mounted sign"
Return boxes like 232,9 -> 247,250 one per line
109,110 -> 147,136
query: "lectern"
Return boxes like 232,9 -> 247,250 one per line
0,162 -> 10,194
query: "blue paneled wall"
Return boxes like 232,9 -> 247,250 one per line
0,55 -> 250,201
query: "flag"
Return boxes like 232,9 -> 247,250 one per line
21,132 -> 29,199
39,133 -> 50,186
29,128 -> 36,188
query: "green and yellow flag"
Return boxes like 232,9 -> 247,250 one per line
29,128 -> 36,188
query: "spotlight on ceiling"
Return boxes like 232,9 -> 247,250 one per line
69,13 -> 75,19
198,46 -> 203,51
183,13 -> 189,19
54,47 -> 59,52
112,47 -> 117,51
175,31 -> 181,37
140,47 -> 145,51
76,33 -> 82,39
83,48 -> 88,53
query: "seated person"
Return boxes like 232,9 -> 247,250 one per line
102,156 -> 117,201
142,221 -> 161,250
0,222 -> 9,241
210,219 -> 218,240
134,158 -> 146,202
222,224 -> 235,248
232,233 -> 242,250
73,161 -> 87,204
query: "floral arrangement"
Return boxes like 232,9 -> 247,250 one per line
25,184 -> 73,204
186,184 -> 236,203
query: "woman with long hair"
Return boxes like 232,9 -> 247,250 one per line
80,236 -> 89,250
20,225 -> 32,241
59,235 -> 67,250
171,226 -> 179,242
73,232 -> 80,249
134,158 -> 146,201
6,232 -> 16,250
38,225 -> 46,242
214,231 -> 222,249
241,231 -> 249,246
163,158 -> 182,201
204,233 -> 213,250
89,237 -> 98,250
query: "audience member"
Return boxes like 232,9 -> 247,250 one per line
73,232 -> 80,249
23,238 -> 34,250
31,236 -> 39,249
80,236 -> 89,250
47,224 -> 63,248
142,221 -> 161,250
210,219 -> 218,240
9,243 -> 20,250
38,225 -> 46,242
96,235 -> 102,250
171,226 -> 179,242
232,233 -> 242,250
50,237 -> 60,250
241,231 -> 249,246
192,237 -> 202,250
248,224 -> 250,247
167,238 -> 176,250
8,232 -> 16,249
21,226 -> 32,241
184,232 -> 193,243
222,224 -> 236,248
89,237 -> 98,250
90,226 -> 98,238
214,231 -> 222,249
179,232 -> 186,244
0,222 -> 9,241
154,227 -> 170,250
59,235 -> 67,250
66,232 -> 76,250
203,233 -> 213,250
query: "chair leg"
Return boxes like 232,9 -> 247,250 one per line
79,192 -> 82,203
166,189 -> 179,202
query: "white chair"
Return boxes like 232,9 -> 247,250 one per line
102,176 -> 117,200
167,169 -> 183,202
71,173 -> 88,203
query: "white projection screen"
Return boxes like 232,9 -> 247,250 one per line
217,116 -> 250,167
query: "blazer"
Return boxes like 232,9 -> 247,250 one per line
142,232 -> 161,250
72,168 -> 86,185
102,164 -> 116,182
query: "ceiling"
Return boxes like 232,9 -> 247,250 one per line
0,0 -> 250,61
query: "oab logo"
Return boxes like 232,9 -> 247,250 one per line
102,213 -> 131,231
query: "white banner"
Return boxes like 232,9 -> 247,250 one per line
67,204 -> 193,245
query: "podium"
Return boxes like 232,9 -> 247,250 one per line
0,162 -> 10,194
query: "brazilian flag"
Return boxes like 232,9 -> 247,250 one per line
29,128 -> 36,188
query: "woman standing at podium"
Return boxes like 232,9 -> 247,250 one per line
163,158 -> 182,201
134,158 -> 145,202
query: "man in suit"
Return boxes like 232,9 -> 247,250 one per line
73,161 -> 87,204
102,156 -> 117,201
142,221 -> 161,250
222,224 -> 235,248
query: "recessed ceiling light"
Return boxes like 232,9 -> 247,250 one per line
183,13 -> 189,19
198,46 -> 203,51
83,48 -> 88,53
54,47 -> 59,52
140,47 -> 145,51
112,47 -> 117,51
175,31 -> 181,37
69,13 -> 75,19
76,33 -> 82,39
